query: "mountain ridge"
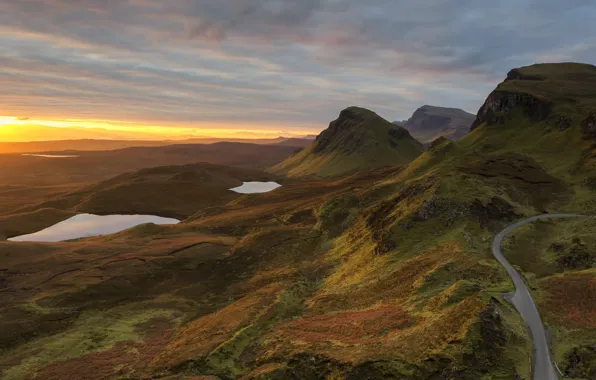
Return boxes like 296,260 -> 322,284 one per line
2,62 -> 596,379
394,105 -> 476,143
270,106 -> 424,178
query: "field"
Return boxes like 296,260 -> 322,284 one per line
1,63 -> 596,379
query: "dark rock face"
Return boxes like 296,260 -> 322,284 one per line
470,91 -> 552,131
388,127 -> 408,140
469,197 -> 517,230
505,69 -> 545,81
313,108 -> 366,154
581,112 -> 596,139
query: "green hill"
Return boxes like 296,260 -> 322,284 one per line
2,64 -> 596,380
270,107 -> 424,178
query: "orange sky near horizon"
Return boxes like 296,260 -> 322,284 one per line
0,116 -> 322,142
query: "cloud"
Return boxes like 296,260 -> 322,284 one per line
0,0 -> 595,132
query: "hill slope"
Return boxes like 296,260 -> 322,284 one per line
0,142 -> 297,218
0,162 -> 277,238
2,63 -> 596,380
270,107 -> 424,178
395,105 -> 476,143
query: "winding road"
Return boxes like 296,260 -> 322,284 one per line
492,214 -> 586,380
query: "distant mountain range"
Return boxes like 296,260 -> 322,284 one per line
0,136 -> 313,155
393,105 -> 476,143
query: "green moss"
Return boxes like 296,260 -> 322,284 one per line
1,304 -> 182,380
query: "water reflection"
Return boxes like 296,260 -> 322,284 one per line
8,213 -> 179,242
229,182 -> 281,194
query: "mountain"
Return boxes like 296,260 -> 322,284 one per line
273,138 -> 314,148
270,106 -> 424,178
0,137 -> 310,154
395,105 -> 476,143
2,63 -> 596,380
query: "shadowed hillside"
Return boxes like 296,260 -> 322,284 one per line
270,107 -> 424,178
2,63 -> 596,379
0,142 -> 297,217
0,163 -> 278,239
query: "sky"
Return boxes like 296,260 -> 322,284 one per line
1,0 -> 596,141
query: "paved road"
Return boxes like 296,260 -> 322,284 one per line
492,214 -> 586,380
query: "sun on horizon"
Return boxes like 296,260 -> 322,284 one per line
0,116 -> 321,143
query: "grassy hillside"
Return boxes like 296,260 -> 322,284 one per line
270,107 -> 424,178
1,63 -> 596,379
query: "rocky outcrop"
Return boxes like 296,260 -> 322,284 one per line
470,91 -> 552,131
469,197 -> 517,229
415,196 -> 517,230
505,68 -> 545,82
581,112 -> 596,139
388,126 -> 408,139
417,197 -> 467,226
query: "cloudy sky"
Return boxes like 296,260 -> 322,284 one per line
1,0 -> 595,139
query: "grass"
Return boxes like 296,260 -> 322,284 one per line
270,107 -> 424,178
3,63 -> 596,379
1,303 -> 183,380
502,217 -> 596,376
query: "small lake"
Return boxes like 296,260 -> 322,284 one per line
8,214 -> 179,242
229,182 -> 281,194
22,154 -> 79,158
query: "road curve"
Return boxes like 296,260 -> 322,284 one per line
492,214 -> 585,380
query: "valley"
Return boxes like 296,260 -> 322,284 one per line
1,63 -> 596,380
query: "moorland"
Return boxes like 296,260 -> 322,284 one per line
1,63 -> 596,380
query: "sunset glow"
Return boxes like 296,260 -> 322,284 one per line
0,116 -> 320,142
